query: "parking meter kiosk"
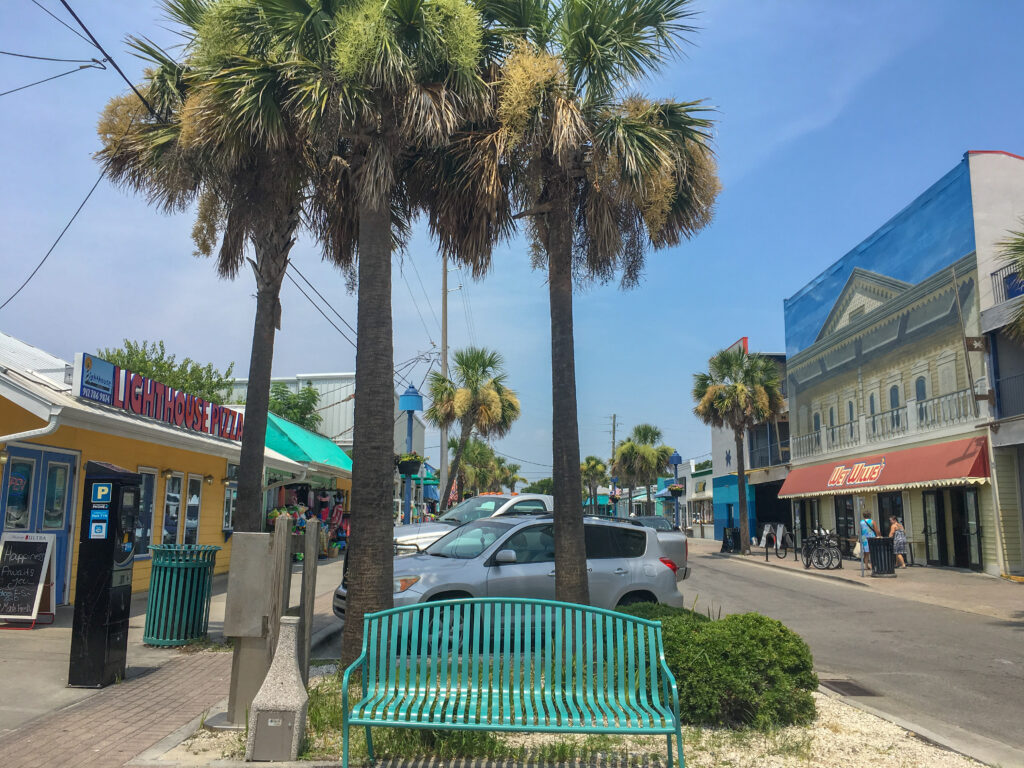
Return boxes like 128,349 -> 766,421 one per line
69,462 -> 140,688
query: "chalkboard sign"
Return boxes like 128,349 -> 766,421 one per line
0,533 -> 54,622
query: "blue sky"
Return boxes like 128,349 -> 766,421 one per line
2,1 -> 1023,482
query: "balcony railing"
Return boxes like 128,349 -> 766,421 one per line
991,263 -> 1024,305
997,372 -> 1024,418
790,389 -> 975,459
749,439 -> 790,469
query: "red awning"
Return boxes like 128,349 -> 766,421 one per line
778,436 -> 989,498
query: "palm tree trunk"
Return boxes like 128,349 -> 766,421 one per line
735,429 -> 750,554
548,211 -> 589,605
442,421 -> 472,508
341,200 -> 395,668
234,220 -> 296,532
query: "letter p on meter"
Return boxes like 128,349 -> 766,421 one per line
91,483 -> 113,504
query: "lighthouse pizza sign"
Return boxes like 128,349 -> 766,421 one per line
72,353 -> 243,441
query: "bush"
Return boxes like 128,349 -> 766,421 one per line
662,613 -> 817,729
618,602 -> 710,623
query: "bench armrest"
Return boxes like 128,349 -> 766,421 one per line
659,656 -> 681,721
341,649 -> 368,715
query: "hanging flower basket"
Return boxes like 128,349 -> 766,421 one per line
668,484 -> 684,497
608,495 -> 621,504
396,451 -> 425,476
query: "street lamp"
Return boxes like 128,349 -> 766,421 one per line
398,385 -> 423,525
668,451 -> 682,529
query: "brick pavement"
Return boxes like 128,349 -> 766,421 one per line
0,651 -> 230,768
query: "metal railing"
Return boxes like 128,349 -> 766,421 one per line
790,431 -> 822,459
748,438 -> 790,469
866,406 -> 907,441
825,421 -> 860,452
997,372 -> 1024,418
991,263 -> 1024,305
916,389 -> 973,428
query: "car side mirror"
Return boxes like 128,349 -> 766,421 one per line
494,549 -> 517,564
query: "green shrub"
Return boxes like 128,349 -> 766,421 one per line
661,613 -> 817,730
617,602 -> 710,623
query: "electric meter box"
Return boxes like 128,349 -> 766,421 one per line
69,462 -> 141,688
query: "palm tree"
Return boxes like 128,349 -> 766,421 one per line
999,221 -> 1024,337
503,462 -> 525,493
482,0 -> 719,604
627,424 -> 673,510
580,456 -> 608,513
612,439 -> 640,517
425,347 -> 521,508
97,1 -> 322,532
693,347 -> 784,555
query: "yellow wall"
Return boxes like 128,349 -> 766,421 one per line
2,399 -> 236,603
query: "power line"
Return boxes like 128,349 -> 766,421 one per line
0,49 -> 101,64
0,172 -> 105,312
283,272 -> 357,348
400,266 -> 435,346
409,256 -> 441,334
56,0 -> 162,121
492,449 -> 552,468
0,62 -> 103,97
29,0 -> 93,45
290,265 -> 358,338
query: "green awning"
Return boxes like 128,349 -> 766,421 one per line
264,413 -> 352,476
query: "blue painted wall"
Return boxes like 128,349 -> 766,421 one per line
784,158 -> 976,357
712,475 -> 756,541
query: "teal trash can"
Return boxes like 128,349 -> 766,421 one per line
143,545 -> 221,646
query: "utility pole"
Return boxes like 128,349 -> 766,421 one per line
439,255 -> 449,509
610,413 -> 617,461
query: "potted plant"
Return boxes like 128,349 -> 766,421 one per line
396,451 -> 425,476
608,493 -> 621,504
668,484 -> 684,497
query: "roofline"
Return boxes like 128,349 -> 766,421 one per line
967,150 -> 1024,162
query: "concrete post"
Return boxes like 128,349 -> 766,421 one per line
298,519 -> 319,686
906,398 -> 919,435
246,616 -> 308,762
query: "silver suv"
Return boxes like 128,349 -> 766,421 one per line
335,515 -> 689,617
393,493 -> 553,552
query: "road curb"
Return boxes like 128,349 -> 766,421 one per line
706,551 -> 872,588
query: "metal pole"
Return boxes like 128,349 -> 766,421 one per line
403,410 -> 414,524
672,463 -> 680,528
439,256 -> 449,508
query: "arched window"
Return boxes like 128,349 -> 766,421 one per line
829,407 -> 835,427
889,385 -> 900,409
915,376 -> 927,401
813,413 -> 821,431
869,393 -> 876,434
848,401 -> 855,438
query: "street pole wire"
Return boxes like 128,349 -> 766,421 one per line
0,62 -> 104,98
408,255 -> 441,335
29,0 -> 93,46
400,266 -> 435,347
289,264 -> 358,337
283,272 -> 357,348
0,49 -> 101,63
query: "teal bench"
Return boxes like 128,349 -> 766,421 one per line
341,597 -> 684,767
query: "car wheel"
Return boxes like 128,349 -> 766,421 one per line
616,592 -> 655,609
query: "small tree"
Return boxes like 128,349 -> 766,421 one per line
98,340 -> 234,404
580,455 -> 608,513
693,348 -> 783,554
523,477 -> 554,495
267,383 -> 323,433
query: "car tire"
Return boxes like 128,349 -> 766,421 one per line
616,592 -> 656,609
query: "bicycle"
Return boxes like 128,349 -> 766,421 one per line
801,530 -> 841,570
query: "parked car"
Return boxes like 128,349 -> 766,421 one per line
634,515 -> 678,532
335,515 -> 689,618
393,493 -> 553,552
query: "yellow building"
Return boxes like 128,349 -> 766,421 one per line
1,332 -> 349,605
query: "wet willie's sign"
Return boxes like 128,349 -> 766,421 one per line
826,459 -> 885,489
72,353 -> 243,440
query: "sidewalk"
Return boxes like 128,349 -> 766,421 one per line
0,555 -> 345,751
688,537 -> 1023,621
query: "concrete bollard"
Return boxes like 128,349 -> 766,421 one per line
245,616 -> 308,762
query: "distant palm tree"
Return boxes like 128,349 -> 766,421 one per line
580,456 -> 608,513
503,462 -> 525,493
612,440 -> 641,517
482,0 -> 719,603
426,348 -> 521,507
693,348 -> 783,554
629,424 -> 674,510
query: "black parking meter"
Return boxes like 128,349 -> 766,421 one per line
69,462 -> 141,688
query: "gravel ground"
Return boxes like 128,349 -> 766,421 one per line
164,685 -> 984,768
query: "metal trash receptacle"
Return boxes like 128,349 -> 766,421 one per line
143,545 -> 221,646
869,536 -> 897,577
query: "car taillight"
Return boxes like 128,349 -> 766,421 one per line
659,556 -> 679,573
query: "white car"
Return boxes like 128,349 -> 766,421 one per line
394,493 -> 553,551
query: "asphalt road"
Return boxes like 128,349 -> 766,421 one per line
684,552 -> 1024,766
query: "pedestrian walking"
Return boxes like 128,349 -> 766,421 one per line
859,510 -> 879,571
890,515 -> 907,568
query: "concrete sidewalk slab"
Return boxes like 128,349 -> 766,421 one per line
687,537 -> 1023,621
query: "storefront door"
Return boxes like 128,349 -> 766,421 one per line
948,489 -> 982,571
833,496 -> 856,557
1,444 -> 78,604
923,491 -> 947,566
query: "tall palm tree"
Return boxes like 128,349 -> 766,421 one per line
97,0 -> 321,532
627,424 -> 673,509
482,0 -> 719,603
693,347 -> 784,555
612,439 -> 640,517
425,347 -> 521,508
999,221 -> 1024,337
580,455 -> 608,513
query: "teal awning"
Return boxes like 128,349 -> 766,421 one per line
264,413 -> 352,476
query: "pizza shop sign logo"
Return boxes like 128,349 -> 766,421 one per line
827,459 -> 885,488
73,353 -> 243,441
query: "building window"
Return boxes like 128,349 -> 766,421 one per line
812,412 -> 821,446
223,462 -> 238,531
161,473 -> 183,545
915,376 -> 927,401
847,401 -> 855,437
183,475 -> 203,545
41,462 -> 70,530
4,457 -> 35,529
136,468 -> 157,556
889,385 -> 900,409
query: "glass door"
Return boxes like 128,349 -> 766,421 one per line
160,474 -> 183,545
923,491 -> 946,566
833,496 -> 856,557
963,489 -> 983,571
182,475 -> 203,545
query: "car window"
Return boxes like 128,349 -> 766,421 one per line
642,516 -> 671,531
427,519 -> 514,559
509,499 -> 548,515
617,529 -> 647,558
499,524 -> 554,563
584,525 -> 617,558
439,496 -> 510,524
